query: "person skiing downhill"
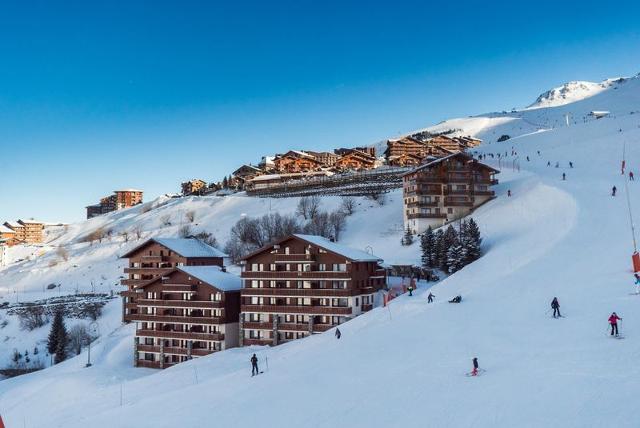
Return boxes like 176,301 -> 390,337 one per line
562,173 -> 566,181
630,171 -> 635,181
551,297 -> 561,318
612,186 -> 617,197
608,312 -> 622,336
569,161 -> 574,168
507,190 -> 512,197
335,328 -> 341,339
407,284 -> 414,297
427,292 -> 435,303
251,353 -> 259,376
635,273 -> 640,294
471,357 -> 479,376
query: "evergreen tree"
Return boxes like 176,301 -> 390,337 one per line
48,309 -> 69,364
434,229 -> 445,269
222,176 -> 228,189
463,218 -> 482,263
446,238 -> 465,273
420,226 -> 437,268
441,225 -> 458,270
402,225 -> 414,246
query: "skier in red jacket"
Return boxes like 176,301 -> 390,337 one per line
608,312 -> 622,336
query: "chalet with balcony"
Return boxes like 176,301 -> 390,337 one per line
334,146 -> 376,158
387,153 -> 424,168
0,225 -> 17,246
306,151 -> 340,167
334,149 -> 377,171
385,136 -> 428,160
86,189 -> 144,219
403,152 -> 499,234
130,265 -> 241,369
239,234 -> 386,346
2,220 -> 44,244
232,164 -> 264,185
273,151 -> 324,173
120,238 -> 227,322
181,179 -> 208,196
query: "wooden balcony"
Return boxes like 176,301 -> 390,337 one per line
241,288 -> 352,297
406,201 -> 439,208
243,338 -> 272,346
362,304 -> 373,312
474,190 -> 495,196
406,212 -> 447,220
443,189 -> 470,196
121,290 -> 141,298
121,279 -> 145,287
160,284 -> 197,292
129,313 -> 223,325
140,255 -> 168,262
273,253 -> 317,263
313,324 -> 334,332
242,321 -> 273,330
136,360 -> 163,369
444,199 -> 474,207
136,344 -> 213,357
137,299 -> 223,309
241,271 -> 351,280
136,329 -> 224,342
241,304 -> 352,315
124,267 -> 172,275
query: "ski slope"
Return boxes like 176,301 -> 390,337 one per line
2,73 -> 640,427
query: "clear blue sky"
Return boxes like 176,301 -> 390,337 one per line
2,0 -> 639,222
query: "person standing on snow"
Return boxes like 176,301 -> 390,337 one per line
507,190 -> 512,197
408,284 -> 414,296
427,292 -> 435,303
551,297 -> 561,318
608,312 -> 622,336
562,173 -> 566,181
569,161 -> 574,168
630,171 -> 635,181
251,353 -> 259,376
335,328 -> 341,339
612,186 -> 617,197
471,357 -> 480,376
634,273 -> 640,294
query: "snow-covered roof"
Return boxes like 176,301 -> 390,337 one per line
178,266 -> 241,292
4,221 -> 23,229
115,189 -> 143,193
18,219 -> 45,225
0,225 -> 15,234
293,234 -> 382,262
122,238 -> 228,258
403,152 -> 499,176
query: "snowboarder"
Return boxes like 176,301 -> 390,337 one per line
608,312 -> 622,336
449,295 -> 462,303
551,297 -> 561,318
251,353 -> 259,376
630,171 -> 635,181
408,284 -> 414,296
612,186 -> 617,197
634,273 -> 640,294
562,173 -> 566,181
537,150 -> 541,156
526,156 -> 530,162
569,161 -> 574,168
427,292 -> 435,303
471,357 -> 479,376
507,189 -> 512,197
335,328 -> 341,339
547,161 -> 551,167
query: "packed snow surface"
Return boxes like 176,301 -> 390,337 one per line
1,74 -> 640,427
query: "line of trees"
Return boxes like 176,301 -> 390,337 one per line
420,218 -> 482,274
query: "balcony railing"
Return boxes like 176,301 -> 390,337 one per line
241,288 -> 352,297
243,338 -> 272,346
124,267 -> 172,274
406,213 -> 447,220
273,254 -> 317,262
241,304 -> 352,315
362,304 -> 373,312
136,329 -> 224,342
137,299 -> 222,309
129,313 -> 223,325
242,271 -> 350,279
160,284 -> 197,292
136,344 -> 213,357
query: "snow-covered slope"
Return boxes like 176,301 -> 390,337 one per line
2,73 -> 640,427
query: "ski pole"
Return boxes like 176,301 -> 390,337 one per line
265,356 -> 269,373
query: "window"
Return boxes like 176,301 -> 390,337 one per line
447,208 -> 453,214
251,263 -> 258,271
318,263 -> 326,271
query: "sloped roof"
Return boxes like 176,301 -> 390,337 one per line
403,152 -> 499,176
178,266 -> 241,292
4,221 -> 23,229
293,234 -> 382,262
0,225 -> 16,234
121,237 -> 228,258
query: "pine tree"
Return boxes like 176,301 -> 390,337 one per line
402,225 -> 414,246
222,176 -> 228,189
446,238 -> 465,273
48,308 -> 69,364
463,218 -> 482,263
441,225 -> 458,270
434,229 -> 445,269
420,226 -> 437,268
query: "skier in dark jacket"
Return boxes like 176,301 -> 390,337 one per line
562,173 -> 566,181
407,284 -> 414,296
471,357 -> 479,376
449,295 -> 462,303
251,354 -> 259,376
551,297 -> 561,318
335,328 -> 341,339
612,186 -> 617,196
608,312 -> 622,336
630,171 -> 635,181
427,292 -> 435,303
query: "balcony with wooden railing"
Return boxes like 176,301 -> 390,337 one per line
160,284 -> 197,293
444,198 -> 474,207
136,344 -> 213,357
241,304 -> 352,315
406,212 -> 447,220
242,271 -> 350,280
137,298 -> 223,309
136,329 -> 224,342
243,338 -> 272,346
129,313 -> 223,325
241,287 -> 352,297
124,267 -> 172,275
273,253 -> 317,263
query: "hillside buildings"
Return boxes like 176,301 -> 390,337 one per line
239,234 -> 386,346
86,189 -> 143,219
402,152 -> 498,234
181,179 -> 208,196
130,266 -> 241,368
1,220 -> 45,245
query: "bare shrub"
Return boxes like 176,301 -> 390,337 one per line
193,231 -> 218,248
119,230 -> 130,242
185,210 -> 196,223
366,192 -> 386,206
18,306 -> 48,331
340,196 -> 356,216
328,211 -> 347,241
179,225 -> 192,238
140,204 -> 153,214
296,196 -> 321,220
56,247 -> 69,262
160,214 -> 172,227
133,225 -> 144,240
68,324 -> 93,355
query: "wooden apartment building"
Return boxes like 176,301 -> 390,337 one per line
120,238 -> 227,322
86,189 -> 143,219
0,224 -> 17,246
130,265 -> 241,369
273,151 -> 324,173
239,234 -> 386,346
334,149 -> 377,171
181,179 -> 208,196
2,220 -> 45,245
403,152 -> 498,234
